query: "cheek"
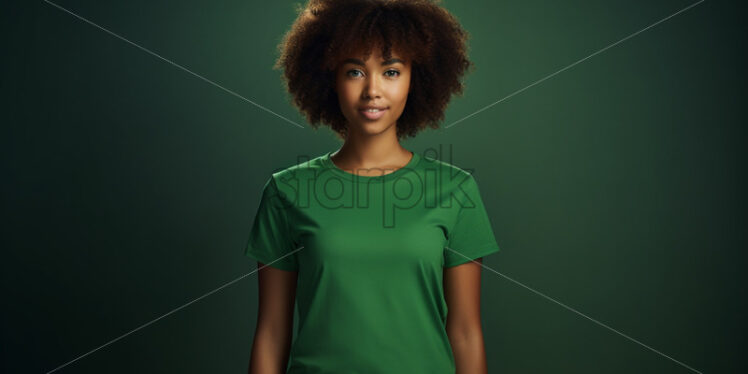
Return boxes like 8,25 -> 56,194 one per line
391,81 -> 410,107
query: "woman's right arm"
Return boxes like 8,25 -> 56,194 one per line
248,262 -> 298,374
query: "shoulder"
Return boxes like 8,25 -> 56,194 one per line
259,152 -> 329,203
270,153 -> 327,181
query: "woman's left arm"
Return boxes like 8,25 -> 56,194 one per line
444,258 -> 488,374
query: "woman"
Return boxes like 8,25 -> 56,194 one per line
245,1 -> 501,373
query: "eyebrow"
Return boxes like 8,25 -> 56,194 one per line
342,58 -> 405,66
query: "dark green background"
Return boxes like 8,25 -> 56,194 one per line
2,0 -> 745,373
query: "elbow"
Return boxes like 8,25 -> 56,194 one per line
446,321 -> 484,344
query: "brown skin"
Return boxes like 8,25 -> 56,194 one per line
248,48 -> 488,373
330,45 -> 413,174
248,264 -> 298,374
444,258 -> 489,374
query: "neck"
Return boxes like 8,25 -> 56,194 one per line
333,126 -> 410,169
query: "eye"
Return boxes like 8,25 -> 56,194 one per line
345,69 -> 401,78
346,69 -> 363,78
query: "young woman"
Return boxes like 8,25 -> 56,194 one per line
245,1 -> 501,373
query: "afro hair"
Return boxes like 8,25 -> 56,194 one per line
273,0 -> 475,140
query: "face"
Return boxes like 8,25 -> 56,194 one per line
334,47 -> 411,137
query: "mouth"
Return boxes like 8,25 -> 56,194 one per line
358,107 -> 388,120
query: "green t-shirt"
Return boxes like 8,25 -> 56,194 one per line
245,150 -> 500,374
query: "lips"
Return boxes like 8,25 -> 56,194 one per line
358,107 -> 388,120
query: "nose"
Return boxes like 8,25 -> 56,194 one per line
363,74 -> 381,99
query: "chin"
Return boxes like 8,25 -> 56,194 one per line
345,119 -> 389,135
362,122 -> 393,135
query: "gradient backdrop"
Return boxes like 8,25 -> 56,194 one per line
2,0 -> 745,373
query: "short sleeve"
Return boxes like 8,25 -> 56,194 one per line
443,175 -> 501,267
244,176 -> 299,271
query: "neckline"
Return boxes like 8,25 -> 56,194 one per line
322,149 -> 421,182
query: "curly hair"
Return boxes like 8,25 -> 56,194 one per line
273,0 -> 475,140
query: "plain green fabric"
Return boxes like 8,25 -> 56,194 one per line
245,150 -> 500,374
